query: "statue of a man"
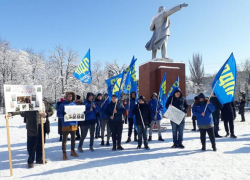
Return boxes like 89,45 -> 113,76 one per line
145,3 -> 188,60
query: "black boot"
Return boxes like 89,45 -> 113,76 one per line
101,140 -> 104,146
148,136 -> 152,141
212,144 -> 217,151
158,136 -> 164,141
137,145 -> 141,149
59,135 -> 62,141
202,145 -> 206,151
112,145 -> 116,151
230,134 -> 237,138
225,133 -> 229,137
117,145 -> 124,150
106,141 -> 110,146
145,146 -> 150,150
125,137 -> 131,143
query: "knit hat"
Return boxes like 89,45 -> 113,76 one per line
198,93 -> 205,99
138,96 -> 146,102
76,95 -> 81,100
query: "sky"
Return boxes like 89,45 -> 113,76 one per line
0,0 -> 250,77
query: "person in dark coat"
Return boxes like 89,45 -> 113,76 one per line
165,88 -> 188,148
221,102 -> 237,138
132,96 -> 151,150
125,91 -> 138,143
57,98 -> 65,141
192,93 -> 216,151
11,100 -> 53,168
239,99 -> 246,122
100,93 -> 111,146
75,95 -> 82,140
191,96 -> 198,131
104,95 -> 126,151
78,92 -> 97,152
95,93 -> 103,138
210,94 -> 222,138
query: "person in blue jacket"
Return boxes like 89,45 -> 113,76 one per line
125,91 -> 138,143
57,91 -> 79,160
100,93 -> 111,146
104,94 -> 126,151
148,93 -> 164,141
78,92 -> 97,152
192,93 -> 217,151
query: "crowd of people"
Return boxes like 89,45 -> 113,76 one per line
8,88 -> 246,168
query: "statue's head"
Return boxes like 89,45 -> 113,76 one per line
158,6 -> 165,13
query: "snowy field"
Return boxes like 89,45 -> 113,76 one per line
0,112 -> 250,180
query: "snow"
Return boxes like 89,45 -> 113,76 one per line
1,112 -> 250,180
158,66 -> 180,69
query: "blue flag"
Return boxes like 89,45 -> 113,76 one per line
159,73 -> 167,113
124,57 -> 137,94
106,73 -> 123,101
112,71 -> 125,99
165,76 -> 179,108
212,53 -> 237,105
124,56 -> 137,73
73,49 -> 92,84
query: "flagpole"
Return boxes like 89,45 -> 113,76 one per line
155,91 -> 160,119
138,104 -> 145,129
203,80 -> 219,113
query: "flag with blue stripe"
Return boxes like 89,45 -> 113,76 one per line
112,71 -> 125,99
124,57 -> 137,94
165,76 -> 179,109
159,73 -> 167,113
106,73 -> 123,101
73,49 -> 92,84
212,53 -> 237,105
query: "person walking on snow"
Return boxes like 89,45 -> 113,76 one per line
192,93 -> 217,151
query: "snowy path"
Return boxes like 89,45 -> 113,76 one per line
0,112 -> 250,180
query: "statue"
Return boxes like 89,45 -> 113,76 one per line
145,3 -> 188,60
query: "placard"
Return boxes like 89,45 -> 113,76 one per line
4,85 -> 43,113
164,105 -> 185,125
64,105 -> 86,122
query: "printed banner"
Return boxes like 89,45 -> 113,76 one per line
4,85 -> 43,113
64,105 -> 86,122
164,105 -> 185,125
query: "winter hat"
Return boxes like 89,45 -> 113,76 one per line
97,93 -> 102,97
174,88 -> 182,94
138,96 -> 146,102
104,93 -> 108,96
111,94 -> 117,98
194,96 -> 199,101
76,95 -> 81,100
86,92 -> 94,100
198,93 -> 206,99
152,92 -> 158,97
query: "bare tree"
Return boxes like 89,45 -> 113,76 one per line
189,53 -> 204,86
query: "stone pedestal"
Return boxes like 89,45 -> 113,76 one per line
139,60 -> 186,102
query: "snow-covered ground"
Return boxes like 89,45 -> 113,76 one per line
0,112 -> 250,180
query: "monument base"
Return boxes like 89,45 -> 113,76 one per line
139,61 -> 186,102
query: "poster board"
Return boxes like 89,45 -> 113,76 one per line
64,105 -> 86,122
164,105 -> 185,125
4,85 -> 43,113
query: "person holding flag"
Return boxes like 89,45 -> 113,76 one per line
209,53 -> 237,138
125,91 -> 138,143
132,96 -> 151,150
148,93 -> 164,141
100,93 -> 111,146
104,94 -> 126,151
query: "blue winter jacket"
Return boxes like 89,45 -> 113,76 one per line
104,101 -> 126,122
57,101 -> 78,127
192,102 -> 215,126
127,98 -> 137,118
148,99 -> 163,121
100,99 -> 110,119
82,99 -> 97,120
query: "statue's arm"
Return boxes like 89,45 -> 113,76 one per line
163,3 -> 188,18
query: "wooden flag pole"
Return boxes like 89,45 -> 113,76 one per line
41,116 -> 45,165
5,113 -> 13,176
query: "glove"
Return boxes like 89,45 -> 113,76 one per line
64,112 -> 66,115
180,3 -> 188,8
